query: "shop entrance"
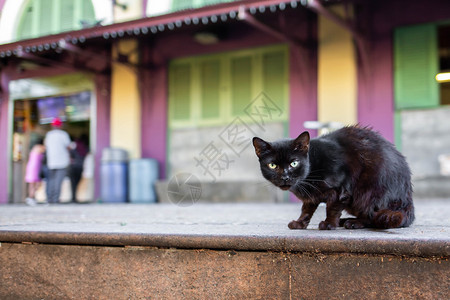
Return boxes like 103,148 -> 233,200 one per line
9,74 -> 95,203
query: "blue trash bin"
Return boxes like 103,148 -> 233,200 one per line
129,158 -> 159,203
101,148 -> 128,203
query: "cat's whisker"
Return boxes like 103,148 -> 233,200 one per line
301,186 -> 320,195
305,179 -> 330,187
305,174 -> 326,180
305,178 -> 327,183
297,183 -> 312,198
302,187 -> 312,199
300,182 -> 321,194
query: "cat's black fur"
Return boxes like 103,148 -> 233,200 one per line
253,126 -> 414,230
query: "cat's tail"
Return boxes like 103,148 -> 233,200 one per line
372,203 -> 415,229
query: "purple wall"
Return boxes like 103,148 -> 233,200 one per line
139,42 -> 168,179
0,0 -> 6,12
287,12 -> 318,138
0,0 -> 7,201
357,37 -> 395,142
289,45 -> 318,137
94,74 -> 111,200
0,67 -> 12,203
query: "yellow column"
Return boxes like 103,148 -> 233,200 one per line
318,5 -> 357,126
110,39 -> 141,158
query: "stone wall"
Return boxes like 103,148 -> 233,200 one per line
400,107 -> 450,198
167,122 -> 288,203
400,106 -> 450,178
169,122 -> 286,182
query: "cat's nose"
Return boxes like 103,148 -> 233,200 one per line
281,175 -> 289,181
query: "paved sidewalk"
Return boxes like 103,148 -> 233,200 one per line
0,200 -> 449,257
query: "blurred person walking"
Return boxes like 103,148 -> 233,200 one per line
68,134 -> 89,202
24,138 -> 45,205
45,117 -> 71,203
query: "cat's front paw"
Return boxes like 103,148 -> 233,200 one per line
343,219 -> 366,229
319,221 -> 337,230
288,219 -> 308,229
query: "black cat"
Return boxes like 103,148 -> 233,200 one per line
253,126 -> 414,230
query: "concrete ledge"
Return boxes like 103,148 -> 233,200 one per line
0,201 -> 449,257
0,228 -> 448,258
0,243 -> 448,299
1,201 -> 449,298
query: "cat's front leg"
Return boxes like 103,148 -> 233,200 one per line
288,202 -> 319,229
319,193 -> 347,230
319,204 -> 347,230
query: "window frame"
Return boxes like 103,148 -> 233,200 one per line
168,44 -> 289,128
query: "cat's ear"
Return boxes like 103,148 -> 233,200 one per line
293,131 -> 310,152
252,137 -> 272,157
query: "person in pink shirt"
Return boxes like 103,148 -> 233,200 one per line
25,138 -> 46,205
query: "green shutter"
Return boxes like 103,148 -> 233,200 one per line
200,60 -> 221,119
60,1 -> 75,31
231,56 -> 252,116
169,45 -> 288,127
17,2 -> 35,40
263,51 -> 286,112
394,24 -> 439,109
171,0 -> 235,12
82,0 -> 96,22
16,0 -> 95,40
39,0 -> 54,36
200,0 -> 234,7
170,63 -> 192,121
171,0 -> 191,11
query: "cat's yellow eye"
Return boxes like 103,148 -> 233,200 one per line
290,161 -> 299,168
268,163 -> 277,169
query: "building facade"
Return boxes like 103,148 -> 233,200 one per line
0,0 -> 449,203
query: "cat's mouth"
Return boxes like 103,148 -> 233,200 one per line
279,185 -> 291,191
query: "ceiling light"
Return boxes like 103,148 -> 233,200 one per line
194,32 -> 219,45
436,72 -> 450,82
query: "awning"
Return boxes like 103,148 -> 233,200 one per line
0,0 -> 310,58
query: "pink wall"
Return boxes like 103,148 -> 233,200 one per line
0,0 -> 7,201
287,12 -> 318,138
0,0 -> 6,12
357,38 -> 395,142
0,67 -> 12,203
289,45 -> 318,138
94,74 -> 112,200
139,42 -> 168,179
